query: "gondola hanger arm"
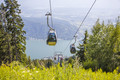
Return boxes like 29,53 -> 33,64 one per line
45,12 -> 53,30
74,35 -> 77,44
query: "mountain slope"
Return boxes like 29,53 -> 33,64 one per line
23,17 -> 78,40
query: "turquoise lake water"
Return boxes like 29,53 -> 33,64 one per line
26,40 -> 79,59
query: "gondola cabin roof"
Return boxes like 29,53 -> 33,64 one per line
48,29 -> 56,34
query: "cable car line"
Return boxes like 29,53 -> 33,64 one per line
46,0 -> 57,46
49,0 -> 54,28
63,0 -> 97,54
73,0 -> 96,37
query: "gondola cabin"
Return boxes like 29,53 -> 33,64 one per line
54,57 -> 56,60
70,44 -> 76,54
47,29 -> 57,46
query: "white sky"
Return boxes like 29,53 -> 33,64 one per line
17,0 -> 120,10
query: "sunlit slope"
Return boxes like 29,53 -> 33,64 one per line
0,64 -> 120,80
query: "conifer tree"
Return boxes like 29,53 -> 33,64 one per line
0,0 -> 26,64
4,0 -> 26,62
0,3 -> 12,63
77,30 -> 88,62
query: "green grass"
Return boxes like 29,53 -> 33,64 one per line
0,63 -> 120,80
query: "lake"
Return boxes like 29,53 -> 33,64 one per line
26,40 -> 79,59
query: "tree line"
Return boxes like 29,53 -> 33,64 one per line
77,18 -> 120,72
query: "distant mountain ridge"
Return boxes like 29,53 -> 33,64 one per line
23,17 -> 78,40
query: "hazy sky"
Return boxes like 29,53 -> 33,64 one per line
17,0 -> 120,10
